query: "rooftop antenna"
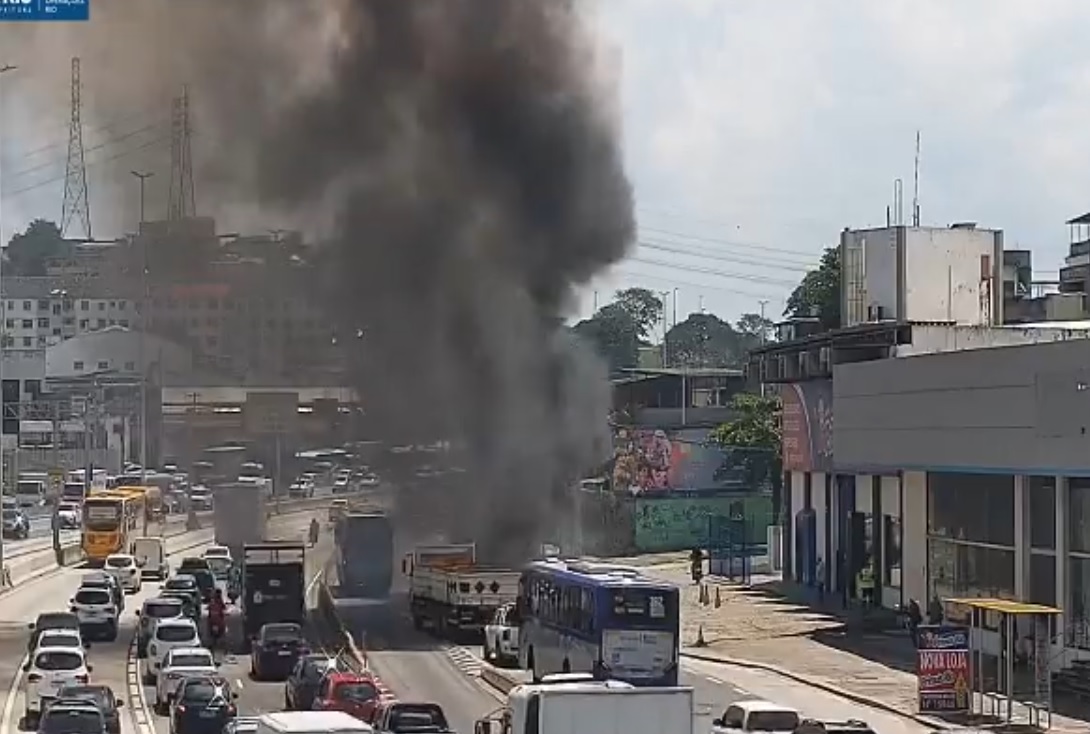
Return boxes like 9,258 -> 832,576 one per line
893,178 -> 904,226
911,130 -> 921,227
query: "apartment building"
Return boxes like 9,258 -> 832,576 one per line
1,277 -> 135,351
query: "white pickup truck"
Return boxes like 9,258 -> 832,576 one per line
483,602 -> 520,667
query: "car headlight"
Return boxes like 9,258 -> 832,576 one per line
149,644 -> 157,655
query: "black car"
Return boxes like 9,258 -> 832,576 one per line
163,575 -> 203,609
170,676 -> 236,734
250,623 -> 307,681
284,654 -> 347,710
177,559 -> 215,602
53,687 -> 123,734
28,612 -> 81,652
37,700 -> 106,734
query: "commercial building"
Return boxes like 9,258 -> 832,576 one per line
1,277 -> 135,350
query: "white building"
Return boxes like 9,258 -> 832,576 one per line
45,326 -> 193,382
1,277 -> 135,351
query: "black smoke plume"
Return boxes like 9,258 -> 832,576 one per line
2,0 -> 633,562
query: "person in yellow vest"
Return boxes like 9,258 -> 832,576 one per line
857,561 -> 876,608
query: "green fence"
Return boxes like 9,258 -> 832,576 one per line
632,493 -> 772,553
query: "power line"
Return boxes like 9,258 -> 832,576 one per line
637,238 -> 813,273
639,224 -> 819,259
4,119 -> 168,182
627,255 -> 801,288
612,267 -> 785,303
2,131 -> 172,199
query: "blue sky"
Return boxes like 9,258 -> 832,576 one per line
4,0 -> 1090,328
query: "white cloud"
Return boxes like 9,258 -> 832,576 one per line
578,0 -> 1090,323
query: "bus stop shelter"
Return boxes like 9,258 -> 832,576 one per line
945,598 -> 1061,730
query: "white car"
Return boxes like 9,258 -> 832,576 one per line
711,700 -> 801,734
358,473 -> 379,487
33,628 -> 85,655
145,618 -> 201,683
22,646 -> 92,725
104,553 -> 142,593
202,545 -> 232,561
154,646 -> 217,713
189,488 -> 214,511
55,502 -> 82,529
70,586 -> 119,641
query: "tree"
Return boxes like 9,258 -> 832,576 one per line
710,392 -> 783,517
735,312 -> 774,354
5,219 -> 70,276
572,302 -> 641,374
612,287 -> 663,341
664,312 -> 742,368
784,246 -> 840,330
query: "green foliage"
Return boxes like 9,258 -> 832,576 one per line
5,219 -> 70,277
710,393 -> 783,517
572,302 -> 641,374
784,246 -> 840,330
612,287 -> 664,341
665,312 -> 741,367
734,312 -> 774,354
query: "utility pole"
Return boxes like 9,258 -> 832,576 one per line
131,170 -> 153,489
659,291 -> 671,368
0,63 -> 18,576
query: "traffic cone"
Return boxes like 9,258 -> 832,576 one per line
699,584 -> 709,606
694,625 -> 707,647
715,586 -> 722,608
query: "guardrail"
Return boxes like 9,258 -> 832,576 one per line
3,490 -> 379,589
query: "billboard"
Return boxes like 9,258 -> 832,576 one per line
610,426 -> 741,493
780,380 -> 833,472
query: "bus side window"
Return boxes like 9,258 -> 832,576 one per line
580,589 -> 594,633
523,693 -> 540,734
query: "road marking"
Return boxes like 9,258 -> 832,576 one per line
0,650 -> 29,734
705,675 -> 725,684
126,635 -> 155,734
236,678 -> 245,690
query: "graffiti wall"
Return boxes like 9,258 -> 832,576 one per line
633,493 -> 773,553
611,426 -> 738,493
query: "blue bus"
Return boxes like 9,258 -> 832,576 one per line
517,559 -> 680,686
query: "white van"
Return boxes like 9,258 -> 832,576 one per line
256,711 -> 373,734
131,537 -> 170,580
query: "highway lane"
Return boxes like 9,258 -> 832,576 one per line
135,514 -> 333,734
0,508 -> 329,734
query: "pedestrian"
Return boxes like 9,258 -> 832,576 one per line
907,598 -> 922,646
815,556 -> 825,603
857,560 -> 875,608
690,547 -> 704,584
208,588 -> 226,652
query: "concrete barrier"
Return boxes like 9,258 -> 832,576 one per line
481,666 -> 521,694
55,543 -> 85,567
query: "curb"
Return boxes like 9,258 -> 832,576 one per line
681,650 -> 953,730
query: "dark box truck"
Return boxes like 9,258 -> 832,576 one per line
334,512 -> 393,598
240,542 -> 306,651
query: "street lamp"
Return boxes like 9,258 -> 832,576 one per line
0,63 -> 18,579
130,171 -> 153,492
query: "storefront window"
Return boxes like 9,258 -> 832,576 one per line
884,515 -> 902,588
1069,479 -> 1090,554
1029,476 -> 1056,550
1069,557 -> 1090,648
928,537 -> 1014,600
928,473 -> 1014,545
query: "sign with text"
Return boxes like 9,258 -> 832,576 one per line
0,0 -> 89,22
780,380 -> 834,472
917,624 -> 970,713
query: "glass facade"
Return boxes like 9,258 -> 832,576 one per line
1069,478 -> 1090,554
884,515 -> 902,588
1029,553 -> 1056,607
928,473 -> 1014,545
1029,476 -> 1056,550
928,538 -> 1015,600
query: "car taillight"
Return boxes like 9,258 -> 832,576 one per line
175,706 -> 185,714
75,674 -> 88,684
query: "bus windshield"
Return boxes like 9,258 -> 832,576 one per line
82,501 -> 122,531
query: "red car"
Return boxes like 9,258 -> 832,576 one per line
312,672 -> 382,722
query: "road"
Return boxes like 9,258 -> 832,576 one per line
332,527 -> 933,734
0,508 -> 326,734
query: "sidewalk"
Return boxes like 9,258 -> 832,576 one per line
642,564 -> 1089,734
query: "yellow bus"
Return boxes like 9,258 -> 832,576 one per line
81,488 -> 148,565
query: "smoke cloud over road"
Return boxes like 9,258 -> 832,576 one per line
3,0 -> 634,562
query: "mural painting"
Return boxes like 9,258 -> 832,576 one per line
611,427 -> 739,493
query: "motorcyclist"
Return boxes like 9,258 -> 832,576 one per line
208,588 -> 227,649
690,547 -> 704,584
309,517 -> 320,547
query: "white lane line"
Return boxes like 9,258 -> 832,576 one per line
126,636 -> 155,734
0,649 -> 29,734
706,676 -> 725,685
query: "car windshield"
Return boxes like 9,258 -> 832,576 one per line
144,601 -> 183,618
105,557 -> 132,568
166,578 -> 195,591
74,589 -> 111,606
39,633 -> 81,648
181,679 -> 229,703
35,651 -> 84,671
156,625 -> 196,643
332,681 -> 378,703
262,624 -> 301,642
206,558 -> 232,577
389,704 -> 449,732
37,614 -> 79,630
40,708 -> 103,734
58,503 -> 79,513
170,653 -> 214,668
56,687 -> 108,707
180,559 -> 209,571
746,711 -> 801,732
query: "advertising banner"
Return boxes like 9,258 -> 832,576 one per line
611,427 -> 739,493
916,625 -> 971,714
780,380 -> 834,472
